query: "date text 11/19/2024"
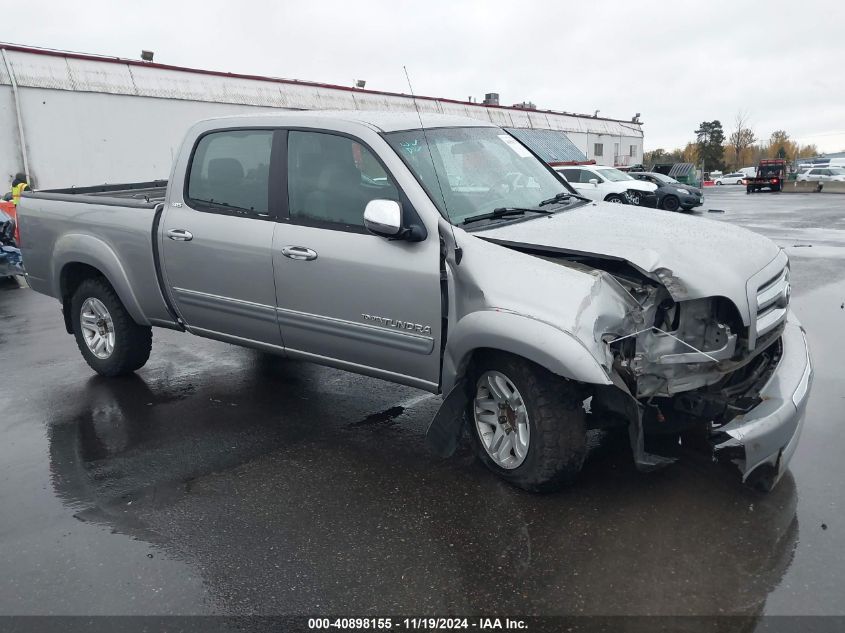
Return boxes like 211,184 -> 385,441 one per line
308,617 -> 528,630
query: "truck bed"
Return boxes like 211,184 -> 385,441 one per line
17,181 -> 176,328
29,180 -> 168,207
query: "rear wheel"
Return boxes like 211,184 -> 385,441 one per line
605,194 -> 625,204
468,352 -> 586,492
71,277 -> 152,376
662,195 -> 680,212
716,181 -> 723,185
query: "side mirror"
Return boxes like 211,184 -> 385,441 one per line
589,178 -> 599,186
364,199 -> 403,238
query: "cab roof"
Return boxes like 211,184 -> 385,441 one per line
197,110 -> 496,133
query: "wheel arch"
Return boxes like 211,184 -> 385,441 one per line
441,309 -> 612,393
54,235 -> 149,332
603,191 -> 626,202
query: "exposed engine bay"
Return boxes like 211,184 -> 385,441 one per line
514,246 -> 787,477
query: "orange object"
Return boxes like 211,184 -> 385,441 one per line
0,200 -> 19,244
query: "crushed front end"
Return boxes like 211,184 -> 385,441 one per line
591,255 -> 812,489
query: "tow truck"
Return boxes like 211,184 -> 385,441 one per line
746,159 -> 786,193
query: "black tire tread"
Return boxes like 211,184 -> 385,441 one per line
71,277 -> 152,376
662,195 -> 680,211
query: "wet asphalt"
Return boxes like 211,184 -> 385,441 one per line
0,187 -> 843,623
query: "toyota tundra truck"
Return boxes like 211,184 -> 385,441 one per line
18,112 -> 812,492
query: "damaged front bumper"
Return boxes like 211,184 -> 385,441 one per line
714,311 -> 812,488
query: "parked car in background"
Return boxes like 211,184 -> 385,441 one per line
629,171 -> 703,211
715,172 -> 745,185
797,167 -> 845,182
555,165 -> 658,206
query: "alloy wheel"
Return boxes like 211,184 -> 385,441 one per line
80,298 -> 115,359
474,371 -> 530,469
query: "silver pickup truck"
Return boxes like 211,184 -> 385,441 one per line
18,111 -> 812,492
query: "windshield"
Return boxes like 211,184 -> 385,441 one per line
384,126 -> 576,225
596,168 -> 634,182
651,173 -> 679,184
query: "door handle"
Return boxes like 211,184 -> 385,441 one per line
281,246 -> 318,261
167,229 -> 193,242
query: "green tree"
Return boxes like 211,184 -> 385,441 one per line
767,130 -> 793,159
694,120 -> 726,171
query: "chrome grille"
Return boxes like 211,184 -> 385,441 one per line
756,267 -> 789,337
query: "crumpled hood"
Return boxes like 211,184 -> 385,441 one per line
476,201 -> 781,311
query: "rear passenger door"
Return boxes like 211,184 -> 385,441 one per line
271,129 -> 443,389
560,169 -> 595,200
160,128 -> 284,348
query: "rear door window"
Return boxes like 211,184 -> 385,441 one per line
560,169 -> 580,182
187,130 -> 274,216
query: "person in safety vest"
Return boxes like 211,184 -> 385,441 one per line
10,173 -> 30,205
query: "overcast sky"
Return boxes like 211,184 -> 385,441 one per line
11,0 -> 845,152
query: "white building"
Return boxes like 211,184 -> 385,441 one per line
0,43 -> 644,189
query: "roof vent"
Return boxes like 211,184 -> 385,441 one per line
483,92 -> 500,106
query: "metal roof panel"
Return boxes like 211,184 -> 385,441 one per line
504,128 -> 587,163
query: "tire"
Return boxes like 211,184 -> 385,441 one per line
628,192 -> 642,206
605,194 -> 625,204
662,195 -> 680,212
716,181 -> 723,186
71,277 -> 152,376
467,352 -> 586,492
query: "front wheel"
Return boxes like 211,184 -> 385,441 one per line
468,353 -> 586,492
605,194 -> 625,204
71,277 -> 152,376
662,195 -> 680,212
716,181 -> 723,186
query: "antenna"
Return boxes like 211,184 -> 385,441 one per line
402,66 -> 459,259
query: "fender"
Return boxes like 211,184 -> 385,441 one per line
427,309 -> 613,457
52,233 -> 150,326
441,308 -> 613,393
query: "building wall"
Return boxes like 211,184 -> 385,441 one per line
0,85 -> 282,188
568,130 -> 644,167
0,46 -> 644,189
